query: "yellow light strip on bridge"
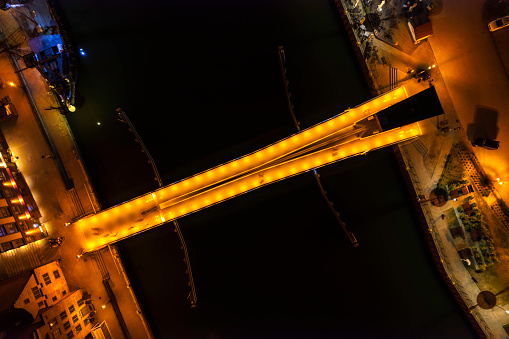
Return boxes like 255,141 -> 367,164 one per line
74,86 -> 408,234
79,122 -> 421,251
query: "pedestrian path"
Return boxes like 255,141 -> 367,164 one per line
428,132 -> 455,184
398,126 -> 509,338
334,0 -> 509,336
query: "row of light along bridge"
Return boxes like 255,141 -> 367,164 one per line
72,86 -> 438,254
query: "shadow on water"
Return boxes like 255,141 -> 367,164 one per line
466,105 -> 499,141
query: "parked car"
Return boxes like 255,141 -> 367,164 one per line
488,15 -> 509,32
472,137 -> 499,150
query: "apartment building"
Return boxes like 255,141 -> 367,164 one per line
0,261 -> 108,338
0,132 -> 45,253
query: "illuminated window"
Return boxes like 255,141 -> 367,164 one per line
52,328 -> 61,338
0,226 -> 5,237
11,238 -> 23,248
11,205 -> 22,214
75,324 -> 82,333
53,269 -> 61,279
48,317 -> 58,329
72,314 -> 78,323
77,299 -> 84,307
66,330 -> 74,338
63,320 -> 71,330
68,304 -> 75,314
31,286 -> 42,299
1,241 -> 13,251
4,224 -> 17,234
3,188 -> 13,198
18,220 -> 28,230
43,273 -> 52,285
0,207 -> 10,217
60,311 -> 68,321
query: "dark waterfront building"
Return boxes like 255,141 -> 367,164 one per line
56,0 -> 479,338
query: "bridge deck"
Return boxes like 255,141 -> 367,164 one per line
75,113 -> 421,252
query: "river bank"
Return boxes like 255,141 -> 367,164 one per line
331,0 -> 508,337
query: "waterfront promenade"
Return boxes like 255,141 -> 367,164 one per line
0,4 -> 150,339
335,0 -> 509,337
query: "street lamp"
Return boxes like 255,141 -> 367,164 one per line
101,300 -> 111,309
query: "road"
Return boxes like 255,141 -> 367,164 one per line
428,0 -> 509,202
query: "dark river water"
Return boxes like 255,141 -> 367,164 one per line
56,0 -> 478,337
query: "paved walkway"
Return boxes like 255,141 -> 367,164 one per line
337,0 -> 509,337
0,4 -> 150,339
401,129 -> 508,338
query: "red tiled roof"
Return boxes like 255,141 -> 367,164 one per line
415,21 -> 433,40
450,227 -> 465,239
463,203 -> 472,212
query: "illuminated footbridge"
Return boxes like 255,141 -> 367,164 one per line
73,86 -> 439,253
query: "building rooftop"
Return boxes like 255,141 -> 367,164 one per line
0,271 -> 31,312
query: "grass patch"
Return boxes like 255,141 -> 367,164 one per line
437,152 -> 464,189
445,208 -> 460,228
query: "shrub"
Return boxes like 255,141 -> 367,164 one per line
457,206 -> 464,213
483,226 -> 492,238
